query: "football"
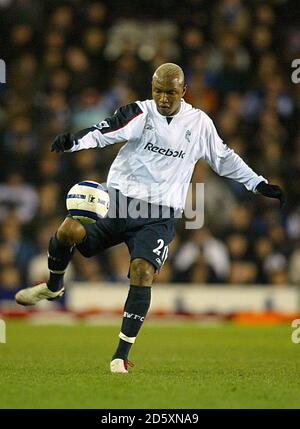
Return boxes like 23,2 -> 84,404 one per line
66,180 -> 110,223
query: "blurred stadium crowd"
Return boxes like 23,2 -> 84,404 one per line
1,0 -> 300,300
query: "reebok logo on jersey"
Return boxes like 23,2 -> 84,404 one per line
144,142 -> 185,159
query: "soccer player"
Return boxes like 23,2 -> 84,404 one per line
15,63 -> 285,373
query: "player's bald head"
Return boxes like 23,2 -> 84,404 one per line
152,63 -> 185,87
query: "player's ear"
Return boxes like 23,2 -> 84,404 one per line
182,84 -> 187,97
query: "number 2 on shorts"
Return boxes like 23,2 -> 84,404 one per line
152,239 -> 169,264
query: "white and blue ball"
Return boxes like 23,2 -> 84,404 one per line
66,181 -> 110,223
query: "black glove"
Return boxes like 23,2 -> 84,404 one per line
51,132 -> 76,152
256,181 -> 286,208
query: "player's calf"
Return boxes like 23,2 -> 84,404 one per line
15,218 -> 86,306
47,217 -> 86,292
111,259 -> 155,371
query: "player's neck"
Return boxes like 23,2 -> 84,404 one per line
155,99 -> 183,118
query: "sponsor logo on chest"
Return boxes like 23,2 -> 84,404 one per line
144,142 -> 185,159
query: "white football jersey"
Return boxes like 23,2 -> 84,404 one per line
69,99 -> 267,210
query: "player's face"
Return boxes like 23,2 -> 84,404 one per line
152,78 -> 186,116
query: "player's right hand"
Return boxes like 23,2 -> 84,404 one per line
51,132 -> 75,152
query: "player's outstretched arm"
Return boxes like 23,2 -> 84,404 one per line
51,132 -> 76,152
51,102 -> 145,154
255,181 -> 286,208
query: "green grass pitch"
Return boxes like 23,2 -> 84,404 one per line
0,320 -> 300,409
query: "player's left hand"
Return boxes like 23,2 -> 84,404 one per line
256,181 -> 286,208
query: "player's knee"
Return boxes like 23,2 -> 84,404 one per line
130,258 -> 155,286
57,217 -> 86,245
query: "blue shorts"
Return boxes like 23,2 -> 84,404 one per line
76,190 -> 176,272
